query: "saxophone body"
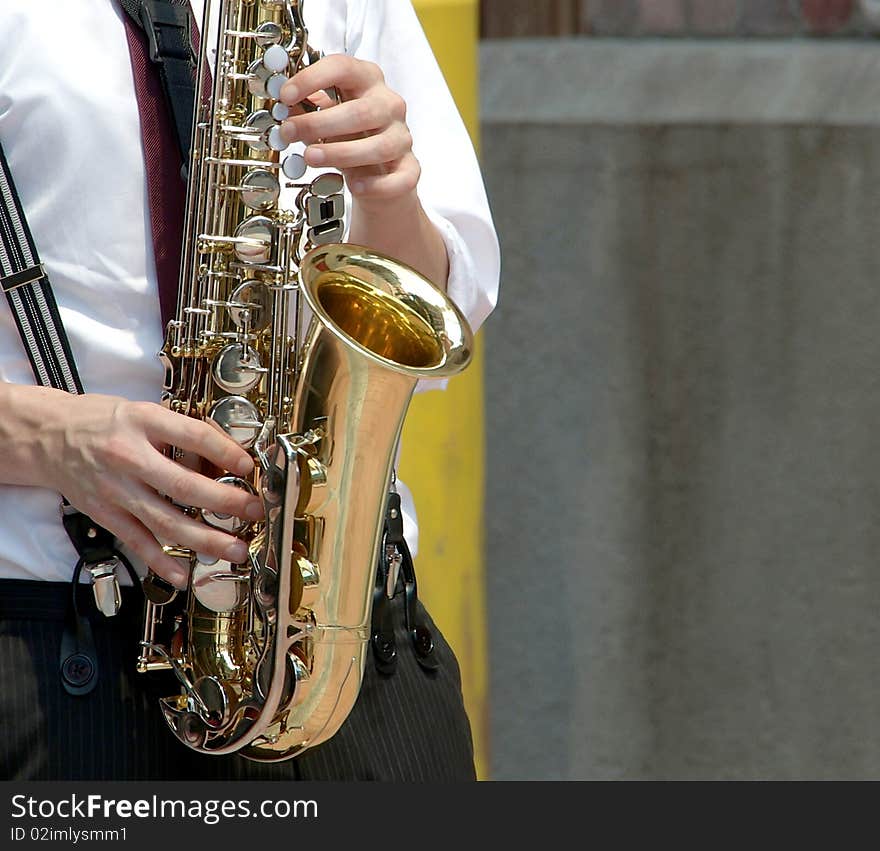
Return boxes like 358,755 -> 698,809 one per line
136,0 -> 472,761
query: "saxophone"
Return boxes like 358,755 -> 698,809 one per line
136,0 -> 473,762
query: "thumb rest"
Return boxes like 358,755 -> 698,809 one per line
135,0 -> 473,760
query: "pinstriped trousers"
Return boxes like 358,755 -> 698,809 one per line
0,580 -> 476,781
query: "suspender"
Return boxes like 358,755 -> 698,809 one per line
0,144 -> 83,395
0,140 -> 140,696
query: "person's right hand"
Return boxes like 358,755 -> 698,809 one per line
36,393 -> 262,589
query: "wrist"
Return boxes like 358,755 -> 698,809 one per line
0,383 -> 71,488
350,187 -> 420,222
349,192 -> 449,288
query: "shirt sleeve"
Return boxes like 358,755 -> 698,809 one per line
344,0 -> 500,337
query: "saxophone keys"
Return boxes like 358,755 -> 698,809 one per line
310,172 -> 344,198
305,194 -> 344,226
308,219 -> 345,246
304,186 -> 345,245
267,124 -> 286,151
192,676 -> 231,728
233,216 -> 274,264
289,652 -> 310,684
246,59 -> 271,98
229,280 -> 271,332
239,168 -> 280,211
208,396 -> 263,448
162,700 -> 207,749
243,110 -> 274,153
254,648 -> 304,706
266,74 -> 287,102
296,556 -> 320,587
282,152 -> 307,180
263,43 -> 289,74
303,177 -> 345,245
143,570 -> 179,606
212,343 -> 263,394
255,21 -> 283,47
191,558 -> 249,613
305,456 -> 327,487
161,670 -> 233,740
296,556 -> 320,609
253,564 -> 278,611
201,475 -> 258,533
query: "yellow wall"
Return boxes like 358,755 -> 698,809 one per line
403,0 -> 490,780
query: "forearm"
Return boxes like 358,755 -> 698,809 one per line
349,192 -> 449,291
0,382 -> 67,487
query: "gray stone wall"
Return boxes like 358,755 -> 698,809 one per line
481,39 -> 880,779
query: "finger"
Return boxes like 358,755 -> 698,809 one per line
279,54 -> 383,105
94,504 -> 190,589
140,407 -> 253,477
304,124 -> 412,170
280,93 -> 399,146
129,485 -> 251,565
309,90 -> 337,109
290,91 -> 336,115
141,454 -> 263,522
345,156 -> 421,200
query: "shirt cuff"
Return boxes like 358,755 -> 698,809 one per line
415,206 -> 495,395
426,207 -> 483,330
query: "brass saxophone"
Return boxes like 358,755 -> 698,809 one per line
136,0 -> 473,761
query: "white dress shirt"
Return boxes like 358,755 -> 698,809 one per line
0,0 -> 499,583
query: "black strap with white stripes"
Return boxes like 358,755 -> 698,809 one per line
0,142 -> 83,395
0,139 -> 129,697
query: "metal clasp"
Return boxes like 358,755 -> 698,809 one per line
86,558 -> 122,618
385,544 -> 403,600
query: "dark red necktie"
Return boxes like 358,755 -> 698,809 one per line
121,6 -> 210,329
122,16 -> 185,330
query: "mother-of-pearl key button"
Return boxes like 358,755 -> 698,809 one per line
282,153 -> 307,179
267,73 -> 287,100
268,125 -> 286,151
263,44 -> 289,73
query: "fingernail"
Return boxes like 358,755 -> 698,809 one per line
236,458 -> 253,477
227,541 -> 249,563
281,82 -> 298,103
245,501 -> 264,522
306,146 -> 324,165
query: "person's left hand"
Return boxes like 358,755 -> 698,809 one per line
277,55 -> 420,209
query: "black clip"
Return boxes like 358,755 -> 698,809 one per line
371,578 -> 398,675
371,494 -> 400,675
61,500 -> 117,566
61,501 -> 123,617
378,492 -> 439,673
58,501 -> 140,696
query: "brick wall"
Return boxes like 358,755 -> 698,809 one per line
480,1 -> 880,38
